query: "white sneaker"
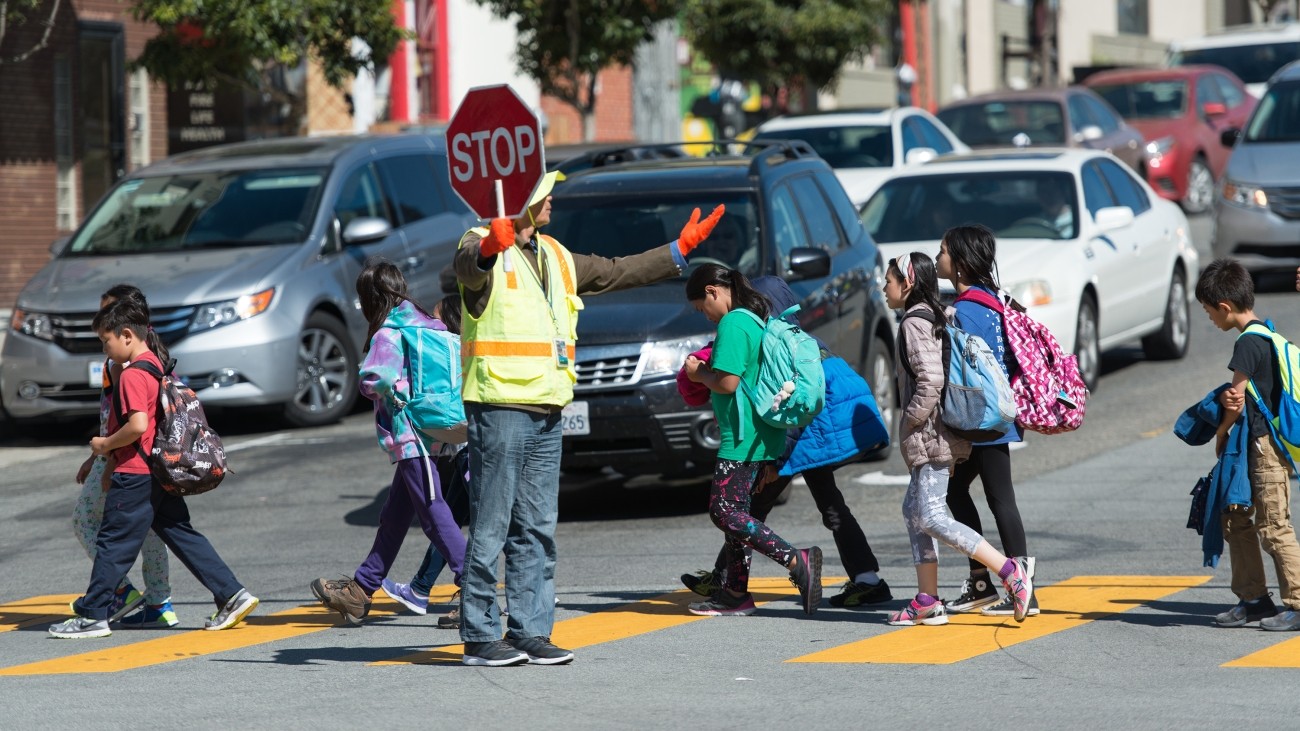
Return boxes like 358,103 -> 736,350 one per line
205,589 -> 259,630
48,616 -> 111,639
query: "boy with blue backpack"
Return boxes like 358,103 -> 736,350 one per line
1196,258 -> 1300,631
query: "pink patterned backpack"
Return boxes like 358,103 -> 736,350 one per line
959,289 -> 1088,435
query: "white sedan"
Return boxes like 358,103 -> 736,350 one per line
860,148 -> 1199,390
753,107 -> 967,207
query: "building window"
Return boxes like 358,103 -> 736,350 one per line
53,55 -> 78,231
1118,0 -> 1149,35
129,69 -> 151,171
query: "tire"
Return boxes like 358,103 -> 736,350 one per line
1181,156 -> 1214,215
861,335 -> 895,461
1141,268 -> 1190,360
282,313 -> 359,428
1074,296 -> 1101,393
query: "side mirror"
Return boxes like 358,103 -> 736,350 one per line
786,247 -> 832,282
904,147 -> 937,165
1094,205 -> 1135,233
1202,102 -> 1228,118
48,236 -> 71,256
1074,125 -> 1104,142
341,216 -> 393,246
1220,128 -> 1241,147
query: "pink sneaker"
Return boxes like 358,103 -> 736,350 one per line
887,597 -> 949,626
1002,558 -> 1034,622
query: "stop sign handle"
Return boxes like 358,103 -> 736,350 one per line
495,180 -> 505,219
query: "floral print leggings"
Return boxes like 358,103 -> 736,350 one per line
710,458 -> 796,593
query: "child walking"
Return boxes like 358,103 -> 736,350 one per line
71,284 -> 176,628
49,298 -> 257,638
311,264 -> 468,625
1197,258 -> 1300,630
681,264 -> 823,616
935,225 -> 1038,616
885,252 -> 1032,625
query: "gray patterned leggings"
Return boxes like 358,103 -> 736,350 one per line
903,462 -> 982,564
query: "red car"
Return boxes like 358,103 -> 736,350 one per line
1085,65 -> 1255,214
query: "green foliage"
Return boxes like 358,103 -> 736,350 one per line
683,0 -> 892,91
475,0 -> 679,110
1,0 -> 61,65
130,0 -> 405,89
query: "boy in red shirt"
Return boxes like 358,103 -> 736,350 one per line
49,297 -> 258,638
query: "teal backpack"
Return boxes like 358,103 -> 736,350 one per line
393,325 -> 467,444
1240,320 -> 1300,475
736,305 -> 826,434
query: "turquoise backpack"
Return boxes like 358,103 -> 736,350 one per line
736,305 -> 826,434
393,325 -> 467,444
1240,320 -> 1300,476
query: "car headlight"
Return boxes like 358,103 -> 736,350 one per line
189,288 -> 275,333
1221,179 -> 1269,209
10,308 -> 55,341
1009,280 -> 1052,307
640,335 -> 712,378
1145,136 -> 1175,157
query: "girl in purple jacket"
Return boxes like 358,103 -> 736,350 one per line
309,262 -> 467,626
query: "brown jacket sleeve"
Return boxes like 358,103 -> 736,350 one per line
571,244 -> 682,296
454,231 -> 494,319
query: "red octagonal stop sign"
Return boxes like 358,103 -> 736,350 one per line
446,85 -> 544,219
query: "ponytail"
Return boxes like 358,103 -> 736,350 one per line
685,263 -> 770,319
145,327 -> 172,371
941,224 -> 1000,292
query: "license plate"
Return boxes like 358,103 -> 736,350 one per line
87,360 -> 104,388
561,401 -> 590,436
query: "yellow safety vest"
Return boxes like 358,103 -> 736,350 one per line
458,228 -> 584,406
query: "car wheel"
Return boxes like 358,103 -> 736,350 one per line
1141,268 -> 1190,360
1181,156 -> 1214,215
1074,297 -> 1101,392
283,313 -> 359,427
862,335 -> 895,460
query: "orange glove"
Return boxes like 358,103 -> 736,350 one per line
676,204 -> 725,256
480,218 -> 516,258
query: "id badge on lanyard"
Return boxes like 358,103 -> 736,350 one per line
554,339 -> 569,369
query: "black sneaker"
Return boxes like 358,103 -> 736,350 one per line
946,574 -> 1000,613
788,546 -> 823,615
1215,594 -> 1278,628
463,640 -> 529,667
829,579 -> 893,608
508,636 -> 574,665
981,592 -> 1040,617
688,590 -> 757,616
680,569 -> 722,597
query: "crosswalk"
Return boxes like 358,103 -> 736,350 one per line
2,575 -> 1299,675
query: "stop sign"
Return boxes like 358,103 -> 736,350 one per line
446,85 -> 545,219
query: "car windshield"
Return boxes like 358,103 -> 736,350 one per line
66,167 -> 327,255
754,125 -> 894,168
861,171 -> 1079,243
1169,42 -> 1300,85
547,194 -> 762,278
937,101 -> 1067,146
1244,81 -> 1300,142
1090,80 -> 1188,119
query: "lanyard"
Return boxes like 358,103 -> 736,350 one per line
514,239 -> 562,338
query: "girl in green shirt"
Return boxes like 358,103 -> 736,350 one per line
681,264 -> 823,617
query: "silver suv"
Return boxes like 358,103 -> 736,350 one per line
2,134 -> 475,426
1212,60 -> 1300,272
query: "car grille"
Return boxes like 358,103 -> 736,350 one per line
49,306 -> 195,354
573,344 -> 645,391
1234,243 -> 1300,259
1267,186 -> 1300,220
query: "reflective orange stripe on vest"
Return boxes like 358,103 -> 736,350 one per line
539,235 -> 574,295
463,340 -> 576,360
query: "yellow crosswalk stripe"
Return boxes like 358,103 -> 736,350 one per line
0,586 -> 459,676
787,575 -> 1211,664
1223,635 -> 1300,667
0,595 -> 80,634
370,576 -> 810,666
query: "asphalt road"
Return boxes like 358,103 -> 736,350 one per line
7,213 -> 1300,729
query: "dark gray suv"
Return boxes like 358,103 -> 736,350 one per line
545,141 -> 896,477
3,134 -> 476,426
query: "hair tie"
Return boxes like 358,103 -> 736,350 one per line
147,325 -> 154,333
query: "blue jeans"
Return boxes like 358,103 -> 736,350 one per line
460,404 -> 562,643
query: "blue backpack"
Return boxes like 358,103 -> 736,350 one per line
900,309 -> 1016,442
393,325 -> 467,444
736,305 -> 826,433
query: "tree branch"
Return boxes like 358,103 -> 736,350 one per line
1,0 -> 61,66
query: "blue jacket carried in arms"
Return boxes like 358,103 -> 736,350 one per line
1174,384 -> 1251,567
749,276 -> 889,475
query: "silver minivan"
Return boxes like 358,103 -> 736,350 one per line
1212,60 -> 1300,272
2,134 -> 475,426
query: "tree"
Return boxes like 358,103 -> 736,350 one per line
475,0 -> 680,141
683,0 -> 891,112
0,0 -> 61,65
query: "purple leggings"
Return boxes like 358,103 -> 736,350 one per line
354,456 -> 466,593
710,458 -> 796,593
